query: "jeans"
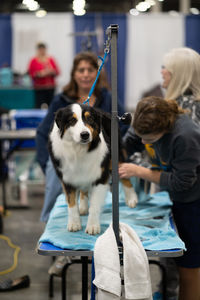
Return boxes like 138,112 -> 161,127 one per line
40,158 -> 62,222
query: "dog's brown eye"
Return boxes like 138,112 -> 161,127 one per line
69,117 -> 77,124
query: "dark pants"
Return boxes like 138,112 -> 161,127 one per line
173,198 -> 200,268
34,88 -> 55,108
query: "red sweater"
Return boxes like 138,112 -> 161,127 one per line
28,56 -> 60,89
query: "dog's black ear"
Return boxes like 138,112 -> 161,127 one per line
99,110 -> 112,137
55,108 -> 64,129
92,107 -> 111,133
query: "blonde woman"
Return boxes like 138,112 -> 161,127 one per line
161,47 -> 200,125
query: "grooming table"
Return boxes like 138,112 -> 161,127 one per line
37,179 -> 185,300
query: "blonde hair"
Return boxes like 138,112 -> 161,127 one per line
163,47 -> 200,101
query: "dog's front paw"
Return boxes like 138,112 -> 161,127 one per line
126,192 -> 138,208
67,220 -> 82,232
85,223 -> 100,235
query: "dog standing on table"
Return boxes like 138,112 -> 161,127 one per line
48,103 -> 138,235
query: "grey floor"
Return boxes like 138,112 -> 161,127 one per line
0,181 -> 161,300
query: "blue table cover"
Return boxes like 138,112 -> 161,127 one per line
39,178 -> 185,252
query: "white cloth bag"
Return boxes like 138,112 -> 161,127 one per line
93,222 -> 152,300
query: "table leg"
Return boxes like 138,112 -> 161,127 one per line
82,256 -> 88,300
62,270 -> 67,300
49,274 -> 54,298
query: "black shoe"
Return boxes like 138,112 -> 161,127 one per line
0,275 -> 30,292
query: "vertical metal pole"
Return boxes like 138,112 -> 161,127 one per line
107,24 -> 120,245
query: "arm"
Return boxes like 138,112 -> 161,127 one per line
28,59 -> 46,79
48,57 -> 60,76
28,58 -> 38,78
119,163 -> 161,184
35,95 -> 62,172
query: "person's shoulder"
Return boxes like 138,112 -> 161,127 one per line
28,57 -> 36,64
49,56 -> 57,62
100,88 -> 112,104
179,94 -> 199,105
51,92 -> 73,107
32,56 -> 38,61
176,113 -> 193,126
100,87 -> 111,97
96,88 -> 111,110
175,114 -> 200,137
170,115 -> 195,150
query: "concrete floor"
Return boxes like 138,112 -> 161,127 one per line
0,181 -> 162,300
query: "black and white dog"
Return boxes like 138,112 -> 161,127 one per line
48,103 -> 138,235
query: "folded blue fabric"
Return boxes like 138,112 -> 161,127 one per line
39,178 -> 185,252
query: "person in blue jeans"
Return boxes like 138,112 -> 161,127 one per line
36,51 -> 128,223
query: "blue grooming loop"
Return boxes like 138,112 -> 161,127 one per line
83,49 -> 109,105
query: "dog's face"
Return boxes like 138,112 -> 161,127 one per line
55,104 -> 101,144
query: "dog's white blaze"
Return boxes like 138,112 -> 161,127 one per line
69,104 -> 92,144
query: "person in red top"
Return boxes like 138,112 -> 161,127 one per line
28,42 -> 60,108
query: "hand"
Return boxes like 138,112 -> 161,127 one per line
119,163 -> 138,179
39,68 -> 55,77
45,67 -> 56,75
38,69 -> 49,77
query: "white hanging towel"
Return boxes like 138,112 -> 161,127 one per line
93,222 -> 152,300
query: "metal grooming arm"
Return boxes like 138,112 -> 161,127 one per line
106,24 -> 120,245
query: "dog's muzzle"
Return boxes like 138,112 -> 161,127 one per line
80,131 -> 90,143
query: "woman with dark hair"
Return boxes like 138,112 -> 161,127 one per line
62,51 -> 110,101
119,96 -> 200,300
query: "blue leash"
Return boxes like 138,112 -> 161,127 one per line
83,51 -> 108,105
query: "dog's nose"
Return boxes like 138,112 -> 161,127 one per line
80,131 -> 90,141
